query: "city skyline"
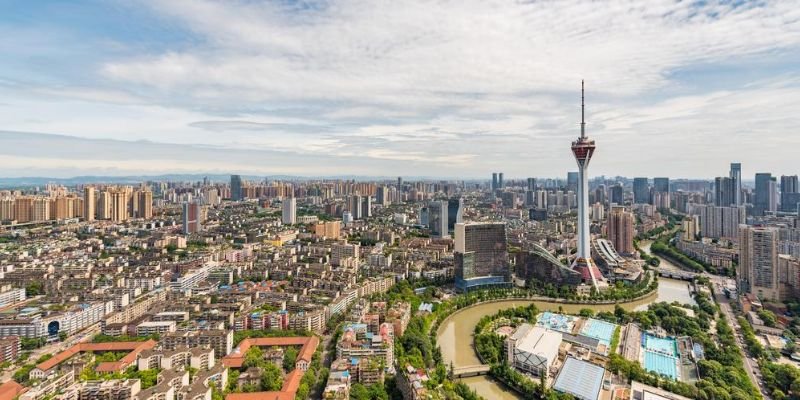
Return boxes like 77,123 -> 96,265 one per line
1,1 -> 799,178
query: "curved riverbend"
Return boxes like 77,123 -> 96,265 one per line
436,276 -> 695,399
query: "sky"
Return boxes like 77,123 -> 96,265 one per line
0,0 -> 799,180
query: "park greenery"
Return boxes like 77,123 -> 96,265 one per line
469,281 -> 762,400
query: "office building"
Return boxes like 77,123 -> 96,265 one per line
653,177 -> 669,194
498,172 -> 504,189
633,178 -> 650,204
230,175 -> 243,201
491,173 -> 498,191
349,195 -> 363,220
527,177 -> 536,191
446,197 -> 463,233
376,186 -> 390,206
739,225 -> 778,300
781,175 -> 800,212
454,222 -> 509,291
427,200 -> 448,238
755,173 -> 777,216
282,197 -> 297,225
610,184 -> 624,205
715,177 -> 735,207
570,82 -> 604,290
182,202 -> 203,234
84,187 -> 95,222
567,171 -> 579,193
730,163 -> 742,206
607,206 -> 635,255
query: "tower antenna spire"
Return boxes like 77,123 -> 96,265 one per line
581,80 -> 586,139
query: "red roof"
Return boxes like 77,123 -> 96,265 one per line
223,336 -> 319,400
0,381 -> 25,400
223,336 -> 317,368
36,340 -> 157,373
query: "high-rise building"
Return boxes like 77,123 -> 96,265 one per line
182,202 -> 203,234
230,175 -> 243,201
730,163 -> 742,206
606,206 -> 635,255
136,190 -> 153,219
714,177 -> 734,207
282,197 -> 297,225
739,225 -> 778,300
695,205 -> 745,240
610,184 -> 624,205
754,173 -> 777,216
653,177 -> 669,194
567,172 -> 579,193
498,173 -> 504,189
570,82 -> 605,291
527,178 -> 536,192
110,189 -> 128,223
376,186 -> 390,206
427,200 -> 448,238
397,176 -> 403,191
594,185 -> 606,206
781,175 -> 799,212
349,195 -> 363,220
454,222 -> 509,292
491,173 -> 498,191
447,197 -> 463,233
633,178 -> 650,204
97,191 -> 111,220
361,196 -> 372,219
84,187 -> 95,222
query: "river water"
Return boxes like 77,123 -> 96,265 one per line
436,242 -> 696,399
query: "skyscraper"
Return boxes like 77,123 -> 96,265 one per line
607,206 -> 635,255
136,190 -> 153,219
527,178 -> 536,192
653,177 -> 669,194
182,202 -> 203,234
230,175 -> 243,201
83,187 -> 95,222
491,173 -> 498,191
498,173 -> 504,189
282,197 -> 296,225
427,200 -> 448,238
454,222 -> 509,292
730,163 -> 742,206
781,175 -> 800,212
567,172 -> 579,193
447,197 -> 463,233
109,189 -> 128,223
610,184 -> 624,205
739,225 -> 778,300
754,173 -> 776,216
714,177 -> 734,207
570,82 -> 604,290
633,178 -> 650,204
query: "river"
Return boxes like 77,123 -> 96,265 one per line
436,242 -> 696,399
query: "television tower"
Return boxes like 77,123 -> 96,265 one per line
571,81 -> 603,290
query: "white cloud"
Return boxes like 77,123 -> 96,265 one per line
1,0 -> 799,178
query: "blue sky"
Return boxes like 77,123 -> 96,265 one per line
1,0 -> 799,179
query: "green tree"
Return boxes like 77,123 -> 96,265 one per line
261,363 -> 283,391
283,346 -> 299,372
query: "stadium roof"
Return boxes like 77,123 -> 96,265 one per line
553,357 -> 605,400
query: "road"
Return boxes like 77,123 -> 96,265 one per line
708,275 -> 771,400
0,323 -> 101,383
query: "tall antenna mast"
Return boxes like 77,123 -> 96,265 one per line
580,80 -> 586,139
